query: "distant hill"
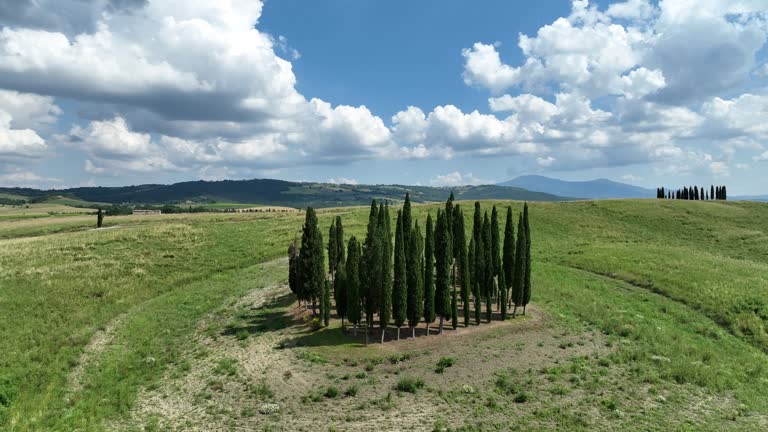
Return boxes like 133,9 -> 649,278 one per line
0,179 -> 568,208
498,175 -> 655,199
733,195 -> 768,202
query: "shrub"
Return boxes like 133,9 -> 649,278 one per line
325,386 -> 339,398
513,392 -> 528,403
213,358 -> 238,376
344,384 -> 359,397
396,376 -> 425,393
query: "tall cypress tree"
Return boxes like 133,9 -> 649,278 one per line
472,202 -> 484,325
424,213 -> 436,335
334,263 -> 347,328
335,216 -> 345,268
362,200 -> 380,345
346,236 -> 362,336
403,193 -> 413,253
328,221 -> 338,280
407,221 -> 424,339
502,207 -> 515,308
454,206 -> 470,327
499,270 -> 508,320
300,207 -> 325,315
393,210 -> 407,340
379,203 -> 392,343
522,203 -> 532,315
482,212 -> 493,322
511,212 -> 525,317
445,194 -> 456,328
491,205 -> 501,308
288,234 -> 301,301
322,280 -> 331,326
434,210 -> 451,334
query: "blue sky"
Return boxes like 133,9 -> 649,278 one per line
1,0 -> 767,193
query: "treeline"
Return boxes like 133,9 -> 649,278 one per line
656,185 -> 727,201
288,194 -> 533,344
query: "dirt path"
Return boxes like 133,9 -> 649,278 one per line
67,313 -> 127,396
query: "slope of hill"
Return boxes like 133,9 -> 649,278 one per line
1,199 -> 767,431
0,179 -> 568,208
499,175 -> 655,199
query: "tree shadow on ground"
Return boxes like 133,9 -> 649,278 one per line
221,293 -> 297,337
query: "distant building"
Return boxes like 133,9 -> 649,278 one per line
132,209 -> 162,216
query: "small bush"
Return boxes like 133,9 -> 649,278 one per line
436,357 -> 456,373
513,392 -> 528,403
344,384 -> 359,397
396,376 -> 425,393
213,358 -> 238,376
325,386 -> 339,398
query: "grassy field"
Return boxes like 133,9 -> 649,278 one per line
0,202 -> 96,219
0,200 -> 767,431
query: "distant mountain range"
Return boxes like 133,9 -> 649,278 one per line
0,178 -> 568,208
498,175 -> 655,199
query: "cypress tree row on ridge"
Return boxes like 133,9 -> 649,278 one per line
393,210 -> 407,340
406,221 -> 424,339
424,213 -> 436,335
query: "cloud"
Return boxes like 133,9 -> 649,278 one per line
429,172 -> 490,187
0,170 -> 59,187
621,174 -> 644,182
754,151 -> 768,161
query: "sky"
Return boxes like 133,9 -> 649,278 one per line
1,0 -> 768,194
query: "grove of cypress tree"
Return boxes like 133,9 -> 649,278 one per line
454,206 -> 470,327
407,221 -> 424,339
522,203 -> 532,315
379,203 -> 392,343
511,212 -> 525,317
300,207 -> 325,315
482,212 -> 493,322
434,210 -> 451,334
502,207 -> 515,308
346,236 -> 362,336
424,213 -> 436,335
393,210 -> 407,340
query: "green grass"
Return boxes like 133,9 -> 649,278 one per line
1,199 -> 768,430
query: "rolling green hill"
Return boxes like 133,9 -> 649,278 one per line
1,199 -> 767,430
0,179 -> 567,208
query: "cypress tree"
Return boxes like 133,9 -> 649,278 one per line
434,210 -> 451,334
393,210 -> 407,340
723,186 -> 727,200
328,221 -> 338,279
322,280 -> 331,326
522,203 -> 532,315
454,206 -> 470,327
511,212 -> 525,317
288,234 -> 301,301
424,213 -> 436,335
334,264 -> 347,328
379,203 -> 392,343
335,216 -> 345,268
711,185 -> 715,200
346,236 -> 362,336
482,212 -> 493,322
300,207 -> 325,315
472,202 -> 484,324
362,200 -> 380,345
97,208 -> 104,228
499,270 -> 508,320
502,207 -> 515,308
403,193 -> 413,253
407,221 -> 424,339
491,205 -> 501,307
